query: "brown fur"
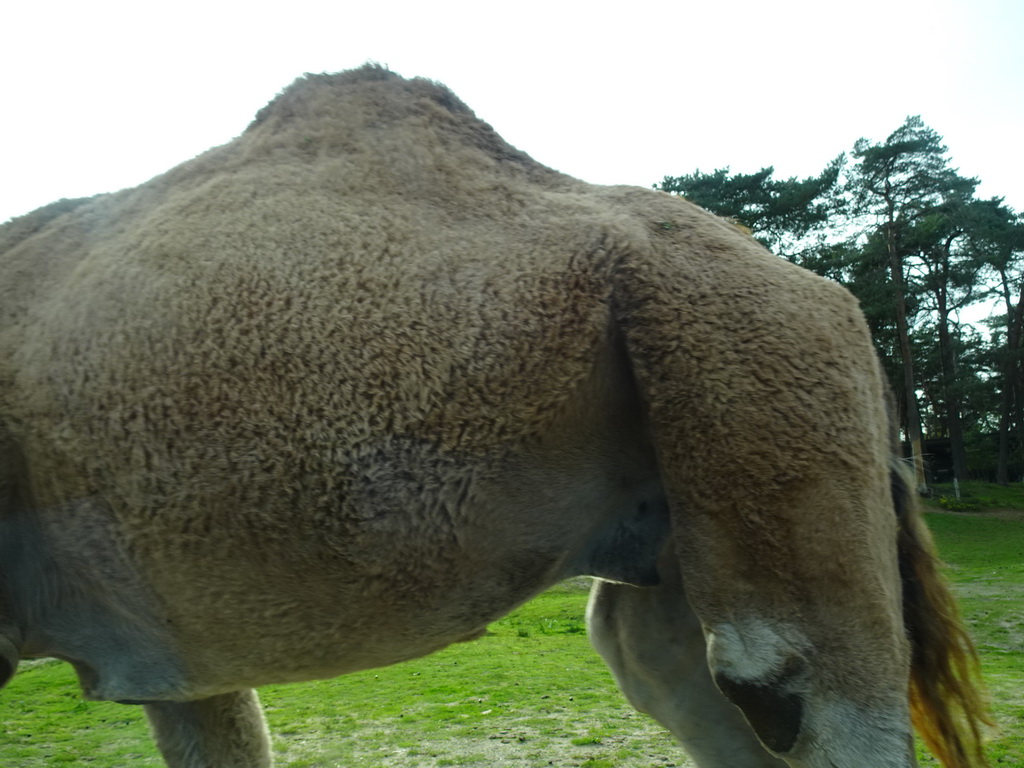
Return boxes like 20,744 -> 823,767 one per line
0,64 -> 990,767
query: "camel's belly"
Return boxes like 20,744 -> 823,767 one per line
153,468 -> 668,696
12,459 -> 667,701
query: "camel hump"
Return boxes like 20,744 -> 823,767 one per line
0,196 -> 96,252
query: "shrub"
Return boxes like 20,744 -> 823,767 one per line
935,495 -> 983,512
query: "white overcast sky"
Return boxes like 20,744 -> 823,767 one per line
2,0 -> 1021,225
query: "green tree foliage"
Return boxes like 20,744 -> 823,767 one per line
970,201 -> 1024,482
657,117 -> 1021,485
656,157 -> 843,259
849,117 -> 982,485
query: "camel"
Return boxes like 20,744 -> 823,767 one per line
0,65 -> 988,767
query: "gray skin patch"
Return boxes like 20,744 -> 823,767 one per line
714,672 -> 804,754
568,497 -> 670,586
0,498 -> 187,701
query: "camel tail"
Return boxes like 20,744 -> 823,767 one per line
892,462 -> 992,768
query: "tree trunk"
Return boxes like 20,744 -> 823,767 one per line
997,394 -> 1012,486
885,214 -> 927,491
936,306 -> 968,482
996,273 -> 1024,485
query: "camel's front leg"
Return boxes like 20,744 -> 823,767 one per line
144,689 -> 272,768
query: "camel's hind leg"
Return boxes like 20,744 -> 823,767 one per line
586,548 -> 785,768
0,430 -> 24,689
144,689 -> 272,768
0,622 -> 17,689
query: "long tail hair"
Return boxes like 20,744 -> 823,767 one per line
892,463 -> 992,767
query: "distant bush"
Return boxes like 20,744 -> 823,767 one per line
935,495 -> 984,512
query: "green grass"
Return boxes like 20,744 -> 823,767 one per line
927,479 -> 1024,512
1,511 -> 1022,767
914,512 -> 1024,767
260,580 -> 680,767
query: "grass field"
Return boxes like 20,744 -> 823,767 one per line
1,508 -> 1021,767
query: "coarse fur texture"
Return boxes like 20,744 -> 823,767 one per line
0,64 -> 989,767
